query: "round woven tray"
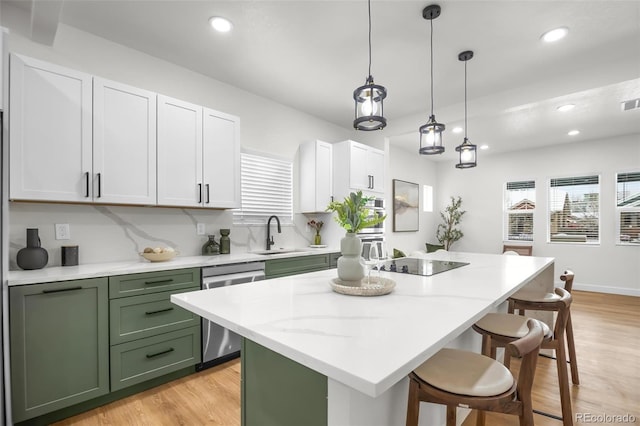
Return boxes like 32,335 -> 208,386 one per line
330,277 -> 396,297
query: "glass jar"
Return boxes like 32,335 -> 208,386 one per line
219,229 -> 231,254
202,235 -> 220,255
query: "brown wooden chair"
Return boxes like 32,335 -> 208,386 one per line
502,244 -> 533,256
474,287 -> 574,426
509,270 -> 579,385
406,319 -> 544,426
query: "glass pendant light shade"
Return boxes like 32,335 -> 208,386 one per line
419,115 -> 445,154
455,137 -> 477,168
354,75 -> 387,130
419,4 -> 444,155
455,50 -> 478,169
353,0 -> 387,131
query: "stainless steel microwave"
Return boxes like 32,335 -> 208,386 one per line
357,198 -> 385,235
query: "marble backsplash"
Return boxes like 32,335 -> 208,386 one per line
9,202 -> 341,270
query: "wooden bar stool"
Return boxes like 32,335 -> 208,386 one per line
406,319 -> 544,426
509,270 -> 579,385
473,287 -> 574,426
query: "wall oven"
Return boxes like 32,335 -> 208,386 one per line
357,197 -> 385,235
198,261 -> 265,370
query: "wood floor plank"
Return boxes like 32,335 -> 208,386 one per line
52,290 -> 639,426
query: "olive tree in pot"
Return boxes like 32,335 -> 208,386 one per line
436,196 -> 466,251
326,191 -> 386,281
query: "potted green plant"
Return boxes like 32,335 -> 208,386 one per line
436,196 -> 466,250
326,191 -> 386,281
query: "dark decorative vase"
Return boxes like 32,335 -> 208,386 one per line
219,229 -> 231,254
202,235 -> 220,255
17,228 -> 49,270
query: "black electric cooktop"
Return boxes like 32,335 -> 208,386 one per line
377,258 -> 469,276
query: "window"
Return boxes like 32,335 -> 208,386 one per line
548,175 -> 599,243
233,152 -> 293,225
616,172 -> 640,245
504,180 -> 535,241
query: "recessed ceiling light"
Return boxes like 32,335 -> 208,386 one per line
209,16 -> 233,33
568,130 -> 580,136
452,127 -> 463,134
557,104 -> 575,112
480,145 -> 489,150
541,27 -> 568,43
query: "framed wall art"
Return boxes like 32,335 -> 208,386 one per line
393,179 -> 419,232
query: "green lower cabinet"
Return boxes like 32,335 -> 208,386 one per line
242,338 -> 327,426
9,278 -> 110,423
265,254 -> 332,279
110,326 -> 201,391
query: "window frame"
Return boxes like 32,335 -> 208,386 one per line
615,171 -> 640,246
503,180 -> 536,242
547,174 -> 600,244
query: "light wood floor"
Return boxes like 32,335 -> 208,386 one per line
54,290 -> 639,426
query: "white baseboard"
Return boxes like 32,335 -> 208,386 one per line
572,283 -> 639,297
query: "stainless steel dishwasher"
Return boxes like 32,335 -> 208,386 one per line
198,261 -> 265,370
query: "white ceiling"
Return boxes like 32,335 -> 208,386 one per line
4,0 -> 640,161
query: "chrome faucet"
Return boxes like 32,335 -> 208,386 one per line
266,215 -> 281,250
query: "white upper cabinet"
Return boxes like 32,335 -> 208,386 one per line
10,54 -> 93,202
93,78 -> 157,205
1,28 -> 7,111
202,108 -> 240,209
333,140 -> 385,201
157,96 -> 240,208
299,140 -> 333,213
157,95 -> 203,207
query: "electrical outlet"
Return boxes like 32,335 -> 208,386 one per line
196,223 -> 206,235
55,224 -> 70,240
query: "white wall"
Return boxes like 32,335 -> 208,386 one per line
385,144 -> 439,256
435,134 -> 640,295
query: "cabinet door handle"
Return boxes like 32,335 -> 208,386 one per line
145,307 -> 174,316
197,183 -> 202,203
85,172 -> 90,197
43,286 -> 82,294
146,347 -> 174,359
144,278 -> 174,286
371,175 -> 375,189
97,173 -> 102,198
368,175 -> 373,189
205,184 -> 210,204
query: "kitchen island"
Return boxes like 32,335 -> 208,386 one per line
171,252 -> 554,426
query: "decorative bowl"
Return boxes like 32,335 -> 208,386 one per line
140,251 -> 177,262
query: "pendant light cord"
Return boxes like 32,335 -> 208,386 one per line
368,0 -> 372,79
430,16 -> 434,116
464,59 -> 468,139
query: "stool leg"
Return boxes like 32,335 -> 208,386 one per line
476,409 -> 486,426
565,313 -> 580,385
446,406 -> 456,426
481,334 -> 491,357
406,377 -> 420,426
555,334 -> 574,426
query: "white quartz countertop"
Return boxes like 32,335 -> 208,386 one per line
7,247 -> 339,286
171,252 -> 554,398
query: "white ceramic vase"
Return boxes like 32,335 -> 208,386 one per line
337,232 -> 364,282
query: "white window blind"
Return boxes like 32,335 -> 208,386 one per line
233,153 -> 293,225
504,180 -> 535,241
548,175 -> 599,243
616,171 -> 640,244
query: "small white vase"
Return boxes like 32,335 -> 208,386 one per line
337,232 -> 364,282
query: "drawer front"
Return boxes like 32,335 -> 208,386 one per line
110,287 -> 200,345
109,268 -> 200,299
329,252 -> 341,268
265,254 -> 330,278
110,326 -> 201,391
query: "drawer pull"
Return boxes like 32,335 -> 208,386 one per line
144,279 -> 174,286
42,286 -> 82,294
146,347 -> 174,359
145,307 -> 174,316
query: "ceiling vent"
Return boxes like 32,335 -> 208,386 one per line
621,98 -> 640,111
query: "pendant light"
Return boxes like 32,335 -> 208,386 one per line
353,0 -> 387,131
455,50 -> 477,168
419,4 -> 445,155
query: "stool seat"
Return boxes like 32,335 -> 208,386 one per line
511,289 -> 561,303
413,348 -> 514,397
475,313 -> 551,338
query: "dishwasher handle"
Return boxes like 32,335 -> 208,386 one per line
202,270 -> 265,289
